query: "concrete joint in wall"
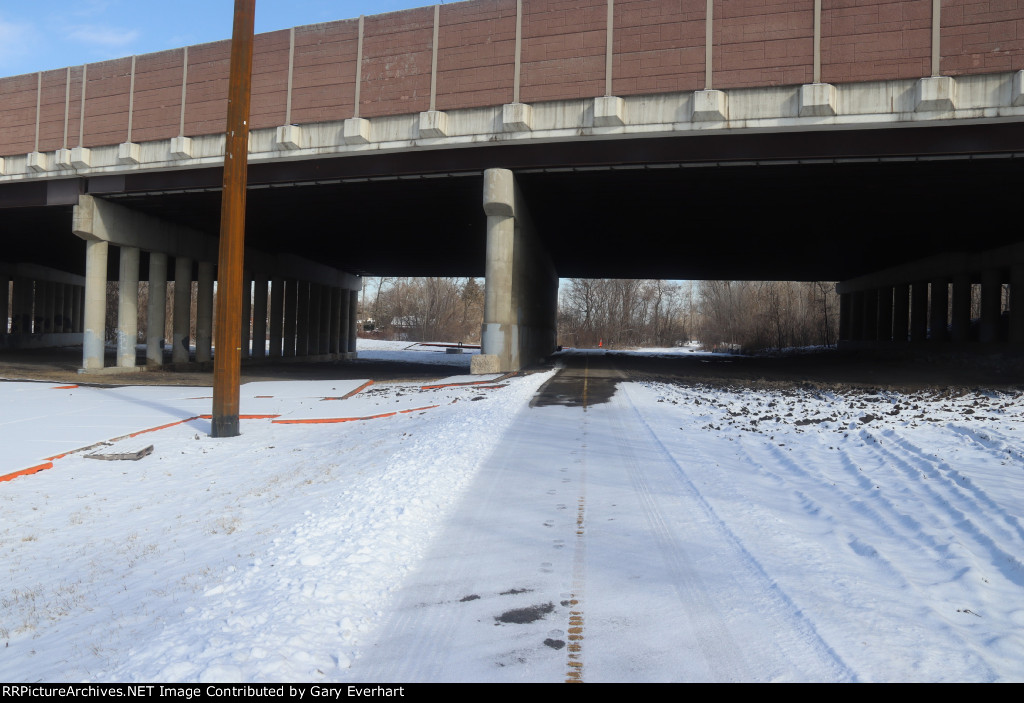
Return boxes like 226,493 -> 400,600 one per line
56,148 -> 73,170
1013,71 -> 1024,107
594,96 -> 626,127
692,90 -> 728,122
916,76 -> 956,112
117,142 -> 140,165
70,147 -> 91,169
343,118 -> 372,144
799,83 -> 836,117
169,136 -> 193,160
26,152 -> 48,173
502,103 -> 533,132
418,110 -> 449,138
275,125 -> 304,150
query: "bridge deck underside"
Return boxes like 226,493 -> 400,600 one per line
2,125 -> 1021,282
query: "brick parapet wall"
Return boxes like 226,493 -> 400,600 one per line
1,0 -> 1022,157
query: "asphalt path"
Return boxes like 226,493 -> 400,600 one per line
354,352 -> 850,682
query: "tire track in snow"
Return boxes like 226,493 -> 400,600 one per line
616,381 -> 852,681
659,383 -> 1001,680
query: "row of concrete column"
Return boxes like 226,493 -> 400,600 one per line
239,274 -> 358,360
1,275 -> 84,335
839,265 -> 1024,346
81,242 -> 359,372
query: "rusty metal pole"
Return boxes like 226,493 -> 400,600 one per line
212,0 -> 255,438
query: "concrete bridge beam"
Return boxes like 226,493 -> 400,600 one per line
473,168 -> 557,374
146,252 -> 167,367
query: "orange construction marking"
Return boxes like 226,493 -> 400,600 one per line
198,414 -> 280,420
0,462 -> 54,483
126,417 -> 201,438
273,411 -> 397,425
398,405 -> 440,414
52,385 -> 78,390
341,380 -> 374,399
420,373 -> 514,390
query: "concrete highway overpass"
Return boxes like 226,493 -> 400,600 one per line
1,0 -> 1023,372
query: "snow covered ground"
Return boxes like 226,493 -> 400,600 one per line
1,343 -> 1022,682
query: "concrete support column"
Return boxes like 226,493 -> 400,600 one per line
72,285 -> 83,333
36,282 -> 49,332
475,168 -> 558,373
146,252 -> 167,366
348,289 -> 358,355
1011,264 -> 1024,347
0,274 -> 8,334
308,283 -> 321,356
12,278 -> 34,333
893,284 -> 910,343
910,281 -> 928,343
849,291 -> 864,341
979,268 -> 1003,344
61,284 -> 73,333
268,278 -> 284,360
82,240 -> 109,370
269,277 -> 284,358
116,246 -> 140,368
951,272 -> 971,344
329,287 -> 342,355
252,273 -> 268,360
861,289 -> 878,342
838,292 -> 851,341
53,283 -> 64,333
318,284 -> 331,355
283,279 -> 298,357
196,261 -> 214,363
876,286 -> 893,343
296,280 -> 310,356
338,287 -> 351,358
44,282 -> 57,333
240,271 -> 252,359
929,277 -> 949,343
172,256 -> 192,364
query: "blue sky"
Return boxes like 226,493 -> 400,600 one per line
0,1 -> 436,78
